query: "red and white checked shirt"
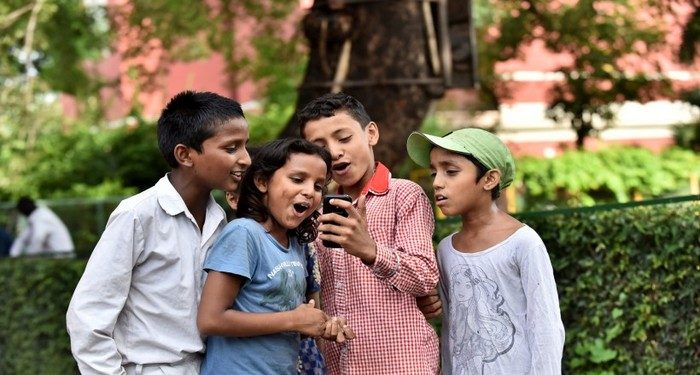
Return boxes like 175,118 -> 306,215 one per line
317,163 -> 440,375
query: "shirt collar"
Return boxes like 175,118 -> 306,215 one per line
155,174 -> 222,222
156,174 -> 188,216
357,162 -> 391,196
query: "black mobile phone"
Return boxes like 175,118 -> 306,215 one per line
322,194 -> 352,248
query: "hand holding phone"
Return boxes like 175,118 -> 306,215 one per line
321,194 -> 352,248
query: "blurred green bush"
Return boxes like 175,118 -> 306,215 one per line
0,258 -> 85,375
514,147 -> 700,210
0,118 -> 167,201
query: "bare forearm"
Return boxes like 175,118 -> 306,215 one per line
198,309 -> 296,337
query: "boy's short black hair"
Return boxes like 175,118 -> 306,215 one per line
296,92 -> 372,135
157,91 -> 245,168
16,196 -> 37,217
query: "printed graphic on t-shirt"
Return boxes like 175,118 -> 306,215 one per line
449,263 -> 516,374
263,260 -> 305,310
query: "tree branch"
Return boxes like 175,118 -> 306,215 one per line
22,0 -> 44,146
0,3 -> 34,30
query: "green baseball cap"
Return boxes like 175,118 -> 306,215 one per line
406,128 -> 515,190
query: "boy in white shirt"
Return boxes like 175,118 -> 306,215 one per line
66,91 -> 251,375
407,128 -> 565,374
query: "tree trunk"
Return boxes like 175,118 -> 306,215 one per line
279,1 -> 446,169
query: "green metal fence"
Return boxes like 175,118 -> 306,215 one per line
3,194 -> 698,258
435,194 -> 700,224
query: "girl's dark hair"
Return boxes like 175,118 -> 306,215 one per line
237,138 -> 332,243
463,154 -> 501,200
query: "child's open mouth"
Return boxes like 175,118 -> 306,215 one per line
293,203 -> 310,214
332,162 -> 350,174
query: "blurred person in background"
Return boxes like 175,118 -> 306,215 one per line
0,226 -> 13,257
9,196 -> 75,258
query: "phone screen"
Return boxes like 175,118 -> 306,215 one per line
321,194 -> 352,248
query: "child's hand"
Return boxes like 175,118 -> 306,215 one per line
416,287 -> 442,319
322,316 -> 356,342
292,300 -> 327,337
318,195 -> 377,264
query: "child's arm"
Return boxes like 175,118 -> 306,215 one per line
318,184 -> 439,296
197,271 -> 328,337
66,210 -> 140,374
8,225 -> 30,257
520,240 -> 566,374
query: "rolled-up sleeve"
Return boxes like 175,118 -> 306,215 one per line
371,185 -> 438,296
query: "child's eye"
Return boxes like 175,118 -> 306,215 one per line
429,171 -> 437,178
339,136 -> 352,143
446,169 -> 459,176
290,176 -> 303,183
226,146 -> 238,154
314,184 -> 324,192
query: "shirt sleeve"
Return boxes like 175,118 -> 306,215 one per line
66,209 -> 143,375
9,225 -> 31,257
204,222 -> 257,280
519,238 -> 566,374
370,184 -> 439,296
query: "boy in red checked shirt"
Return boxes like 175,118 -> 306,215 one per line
297,92 -> 440,375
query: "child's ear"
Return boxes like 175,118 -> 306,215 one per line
483,170 -> 501,191
365,121 -> 379,146
254,174 -> 268,193
173,144 -> 194,167
225,191 -> 239,210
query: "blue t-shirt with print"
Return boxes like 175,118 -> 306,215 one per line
201,218 -> 309,375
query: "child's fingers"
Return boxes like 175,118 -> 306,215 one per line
323,321 -> 334,339
323,317 -> 339,339
330,317 -> 339,337
342,325 -> 356,340
336,329 -> 346,343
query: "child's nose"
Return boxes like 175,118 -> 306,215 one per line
301,183 -> 314,197
329,144 -> 344,160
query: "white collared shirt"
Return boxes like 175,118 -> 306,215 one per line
9,206 -> 74,257
66,175 -> 227,375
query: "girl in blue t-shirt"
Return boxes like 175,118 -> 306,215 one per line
198,138 -> 354,374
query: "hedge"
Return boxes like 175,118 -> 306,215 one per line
0,201 -> 698,374
0,258 -> 85,374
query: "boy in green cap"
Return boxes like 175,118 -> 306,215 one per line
407,128 -> 565,374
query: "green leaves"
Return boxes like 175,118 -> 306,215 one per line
475,0 -> 672,146
515,146 -> 700,210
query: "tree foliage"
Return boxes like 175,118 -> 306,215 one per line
123,0 -> 305,111
475,0 -> 676,147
